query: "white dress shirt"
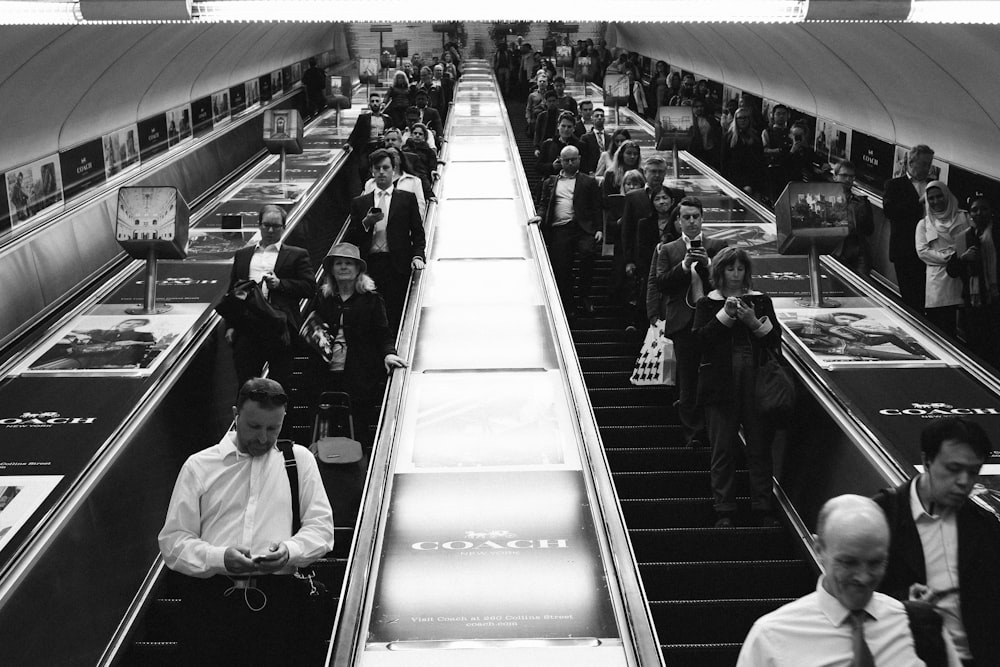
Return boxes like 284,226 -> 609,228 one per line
737,578 -> 926,667
158,432 -> 335,578
910,480 -> 970,659
552,173 -> 577,227
370,185 -> 394,254
249,241 -> 280,298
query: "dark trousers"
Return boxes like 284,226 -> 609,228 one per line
233,332 -> 293,393
670,326 -> 706,446
963,303 -> 1000,369
179,574 -> 316,667
893,255 -> 927,312
705,348 -> 773,514
925,304 -> 959,337
366,252 -> 406,333
548,222 -> 596,313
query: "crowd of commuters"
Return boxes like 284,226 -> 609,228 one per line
162,46 -> 460,664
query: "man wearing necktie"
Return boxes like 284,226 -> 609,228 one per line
345,149 -> 426,332
578,106 -> 609,175
883,145 -> 935,312
225,204 -> 314,393
737,495 -> 959,666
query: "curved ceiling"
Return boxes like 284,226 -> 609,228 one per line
0,23 -> 346,173
609,22 -> 1000,179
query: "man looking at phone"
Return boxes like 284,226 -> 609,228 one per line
650,197 -> 726,447
159,378 -> 335,665
345,148 -> 426,331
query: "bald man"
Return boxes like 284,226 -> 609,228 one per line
533,144 -> 603,316
738,495 -> 958,666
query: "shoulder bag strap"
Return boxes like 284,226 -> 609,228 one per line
277,439 -> 301,534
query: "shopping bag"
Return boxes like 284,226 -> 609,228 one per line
630,320 -> 676,386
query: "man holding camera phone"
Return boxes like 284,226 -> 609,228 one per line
650,197 -> 726,448
345,148 -> 426,331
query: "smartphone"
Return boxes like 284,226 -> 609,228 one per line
368,207 -> 382,216
690,238 -> 703,249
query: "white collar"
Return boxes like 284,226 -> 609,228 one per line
374,184 -> 394,198
255,240 -> 281,252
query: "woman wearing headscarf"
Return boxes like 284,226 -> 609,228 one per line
915,181 -> 969,336
956,194 -> 1000,367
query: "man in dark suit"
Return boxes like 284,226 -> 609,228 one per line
883,144 -> 934,312
621,156 -> 685,331
225,204 -> 314,392
344,149 -> 426,331
874,417 -> 1000,666
649,197 -> 726,447
533,145 -> 603,316
537,112 -> 583,183
412,89 -> 444,147
688,99 -> 723,170
578,106 -> 610,174
343,93 -> 390,192
533,90 -> 562,153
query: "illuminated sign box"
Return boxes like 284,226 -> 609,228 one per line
775,181 -> 849,255
115,186 -> 188,260
262,109 -> 303,154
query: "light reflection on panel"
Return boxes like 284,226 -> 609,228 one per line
442,163 -> 516,199
394,371 -> 580,471
447,136 -> 508,162
451,117 -> 504,127
422,260 -> 541,306
453,102 -> 502,117
413,305 -> 556,371
450,125 -> 504,137
431,203 -> 529,259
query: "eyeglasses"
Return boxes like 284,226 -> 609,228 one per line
244,389 -> 288,405
259,223 -> 285,231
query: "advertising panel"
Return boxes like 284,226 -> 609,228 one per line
259,73 -> 272,102
102,125 -> 140,178
245,78 -> 261,110
229,83 -> 247,116
17,303 -> 207,376
602,73 -> 630,106
166,104 -> 193,149
211,90 -> 231,126
814,118 -> 850,165
849,130 -> 894,191
234,180 -> 308,204
946,164 -> 1000,208
704,224 -> 778,256
138,114 -> 169,162
5,154 -> 65,228
192,96 -> 213,137
359,58 -> 379,84
777,306 -> 953,368
270,70 -> 283,96
555,45 -> 573,67
892,145 -> 949,183
60,138 -> 106,200
290,62 -> 302,85
368,471 -> 619,643
0,476 -> 63,552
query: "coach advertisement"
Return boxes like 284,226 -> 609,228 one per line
367,471 -> 618,643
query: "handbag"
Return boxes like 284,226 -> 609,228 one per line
215,279 -> 290,345
755,346 -> 796,419
630,320 -> 676,386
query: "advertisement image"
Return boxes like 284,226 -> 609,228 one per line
5,154 -> 64,227
102,125 -> 140,178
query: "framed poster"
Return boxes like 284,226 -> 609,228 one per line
60,139 -> 105,201
815,118 -> 850,164
229,84 -> 246,116
102,125 -> 140,179
291,62 -> 302,84
892,144 -> 949,182
270,70 -> 283,95
259,73 -> 272,102
5,154 -> 65,227
603,73 -> 630,105
166,104 -> 193,149
211,90 -> 231,126
192,96 -> 213,137
359,57 -> 379,84
555,45 -> 573,67
777,307 -> 953,369
245,78 -> 260,109
0,477 -> 63,552
850,130 -> 894,191
138,114 -> 169,162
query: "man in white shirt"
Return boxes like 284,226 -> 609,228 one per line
159,378 -> 335,665
875,417 -> 999,666
738,494 -> 957,666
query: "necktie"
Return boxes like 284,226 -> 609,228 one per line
596,131 -> 605,151
849,610 -> 875,667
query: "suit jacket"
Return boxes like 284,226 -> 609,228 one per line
620,186 -> 686,270
534,109 -> 560,149
882,176 -> 926,262
874,479 -> 1000,666
537,136 -> 583,180
228,244 -> 314,333
345,189 -> 425,276
649,236 -> 727,333
346,112 -> 386,153
578,129 -> 611,174
688,115 -> 723,168
539,172 -> 602,236
415,106 -> 444,141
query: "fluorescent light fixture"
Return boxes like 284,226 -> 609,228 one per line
908,0 -> 1000,23
0,1 -> 79,24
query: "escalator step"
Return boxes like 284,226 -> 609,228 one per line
588,386 -> 674,407
583,371 -> 636,388
613,470 -> 748,499
599,424 -> 683,447
639,559 -> 814,600
571,316 -> 627,330
574,329 -> 634,343
650,598 -> 795,644
593,405 -> 677,426
629,527 -> 796,561
660,643 -> 742,667
605,446 -> 711,471
621,497 -> 721,528
575,341 -> 641,357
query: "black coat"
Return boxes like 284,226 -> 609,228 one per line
874,478 -> 1000,666
539,172 -> 602,236
882,176 -> 925,263
228,244 -> 314,335
313,290 -> 396,400
345,189 -> 425,277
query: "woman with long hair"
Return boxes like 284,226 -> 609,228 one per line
957,194 -> 1000,367
383,70 -> 412,130
594,128 -> 632,178
692,247 -> 781,528
916,181 -> 970,336
721,107 -> 765,199
312,243 -> 406,446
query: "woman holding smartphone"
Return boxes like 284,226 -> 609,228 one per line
692,247 -> 782,528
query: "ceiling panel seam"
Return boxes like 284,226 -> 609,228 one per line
144,24 -> 212,116
0,27 -> 71,92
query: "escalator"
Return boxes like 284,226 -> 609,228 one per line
502,85 -> 816,665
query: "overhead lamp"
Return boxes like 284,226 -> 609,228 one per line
907,0 -> 1000,23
